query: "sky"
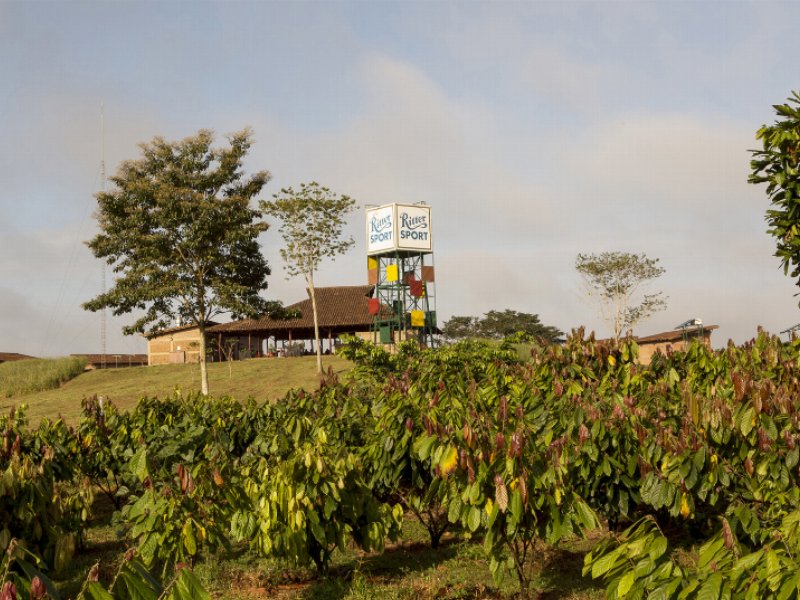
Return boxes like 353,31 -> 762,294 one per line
2,0 -> 800,357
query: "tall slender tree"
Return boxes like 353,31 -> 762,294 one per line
83,129 -> 273,395
575,251 -> 667,341
262,182 -> 356,374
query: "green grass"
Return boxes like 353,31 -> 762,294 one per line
176,515 -> 604,599
65,507 -> 605,600
0,356 -> 88,398
0,355 -> 351,425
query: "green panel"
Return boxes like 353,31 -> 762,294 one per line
426,310 -> 437,328
380,325 -> 392,344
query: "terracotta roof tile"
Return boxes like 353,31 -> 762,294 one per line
635,325 -> 718,344
143,321 -> 218,339
208,286 -> 389,334
0,352 -> 35,362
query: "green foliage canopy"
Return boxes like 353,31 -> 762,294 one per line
441,309 -> 562,342
750,91 -> 800,297
83,129 -> 273,394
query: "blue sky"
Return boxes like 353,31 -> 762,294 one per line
2,1 -> 800,356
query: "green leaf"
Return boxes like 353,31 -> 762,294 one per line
138,532 -> 160,566
738,407 -> 755,437
118,569 -> 160,600
413,434 -> 436,462
617,571 -> 636,597
649,536 -> 668,560
182,520 -> 197,556
591,548 -> 620,579
448,496 -> 463,524
80,582 -> 115,600
787,447 -> 799,470
574,497 -> 598,531
693,446 -> 706,472
667,368 -> 680,388
510,488 -> 523,524
167,568 -> 210,600
697,572 -> 722,600
129,447 -> 149,483
467,506 -> 481,532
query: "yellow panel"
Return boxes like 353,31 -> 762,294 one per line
386,264 -> 399,282
410,310 -> 425,327
368,257 -> 378,270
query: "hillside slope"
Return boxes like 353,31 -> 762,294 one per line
1,355 -> 351,425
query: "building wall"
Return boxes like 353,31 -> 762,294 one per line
147,328 -> 204,366
638,333 -> 712,365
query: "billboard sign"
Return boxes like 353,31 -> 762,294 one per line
366,203 -> 432,255
366,204 -> 395,254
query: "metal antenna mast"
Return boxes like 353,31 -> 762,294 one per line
100,104 -> 107,369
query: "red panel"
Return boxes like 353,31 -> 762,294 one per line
368,297 -> 381,315
410,280 -> 424,297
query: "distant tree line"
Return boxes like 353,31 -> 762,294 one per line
441,309 -> 563,343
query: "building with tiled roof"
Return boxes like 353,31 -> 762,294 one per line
634,325 -> 718,364
144,321 -> 218,366
206,285 -> 388,360
71,354 -> 148,369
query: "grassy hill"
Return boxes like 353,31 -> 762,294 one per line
1,355 -> 351,425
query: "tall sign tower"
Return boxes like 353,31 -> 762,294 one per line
366,203 -> 437,347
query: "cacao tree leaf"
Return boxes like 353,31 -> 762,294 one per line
696,572 -> 722,600
467,506 -> 481,532
182,520 -> 197,556
617,570 -> 635,597
590,548 -> 621,579
495,479 -> 508,512
412,434 -> 436,461
448,496 -> 462,524
439,446 -> 458,476
80,582 -> 115,600
167,568 -> 210,600
129,447 -> 149,483
118,569 -> 160,600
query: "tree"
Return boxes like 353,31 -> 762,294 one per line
440,315 -> 480,341
477,309 -> 563,341
83,129 -> 273,395
575,251 -> 666,341
749,91 -> 800,297
261,182 -> 356,374
441,310 -> 562,343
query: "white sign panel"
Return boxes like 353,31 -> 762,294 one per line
396,204 -> 432,252
366,204 -> 433,255
366,204 -> 395,254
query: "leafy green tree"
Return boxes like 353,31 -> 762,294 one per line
575,251 -> 666,341
477,309 -> 562,341
261,182 -> 356,374
750,91 -> 800,296
440,316 -> 479,341
83,129 -> 272,395
441,310 -> 561,342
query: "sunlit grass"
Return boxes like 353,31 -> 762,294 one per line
0,356 -> 88,398
0,355 -> 351,425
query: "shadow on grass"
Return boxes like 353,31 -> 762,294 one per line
297,539 -> 463,600
534,546 -> 604,599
